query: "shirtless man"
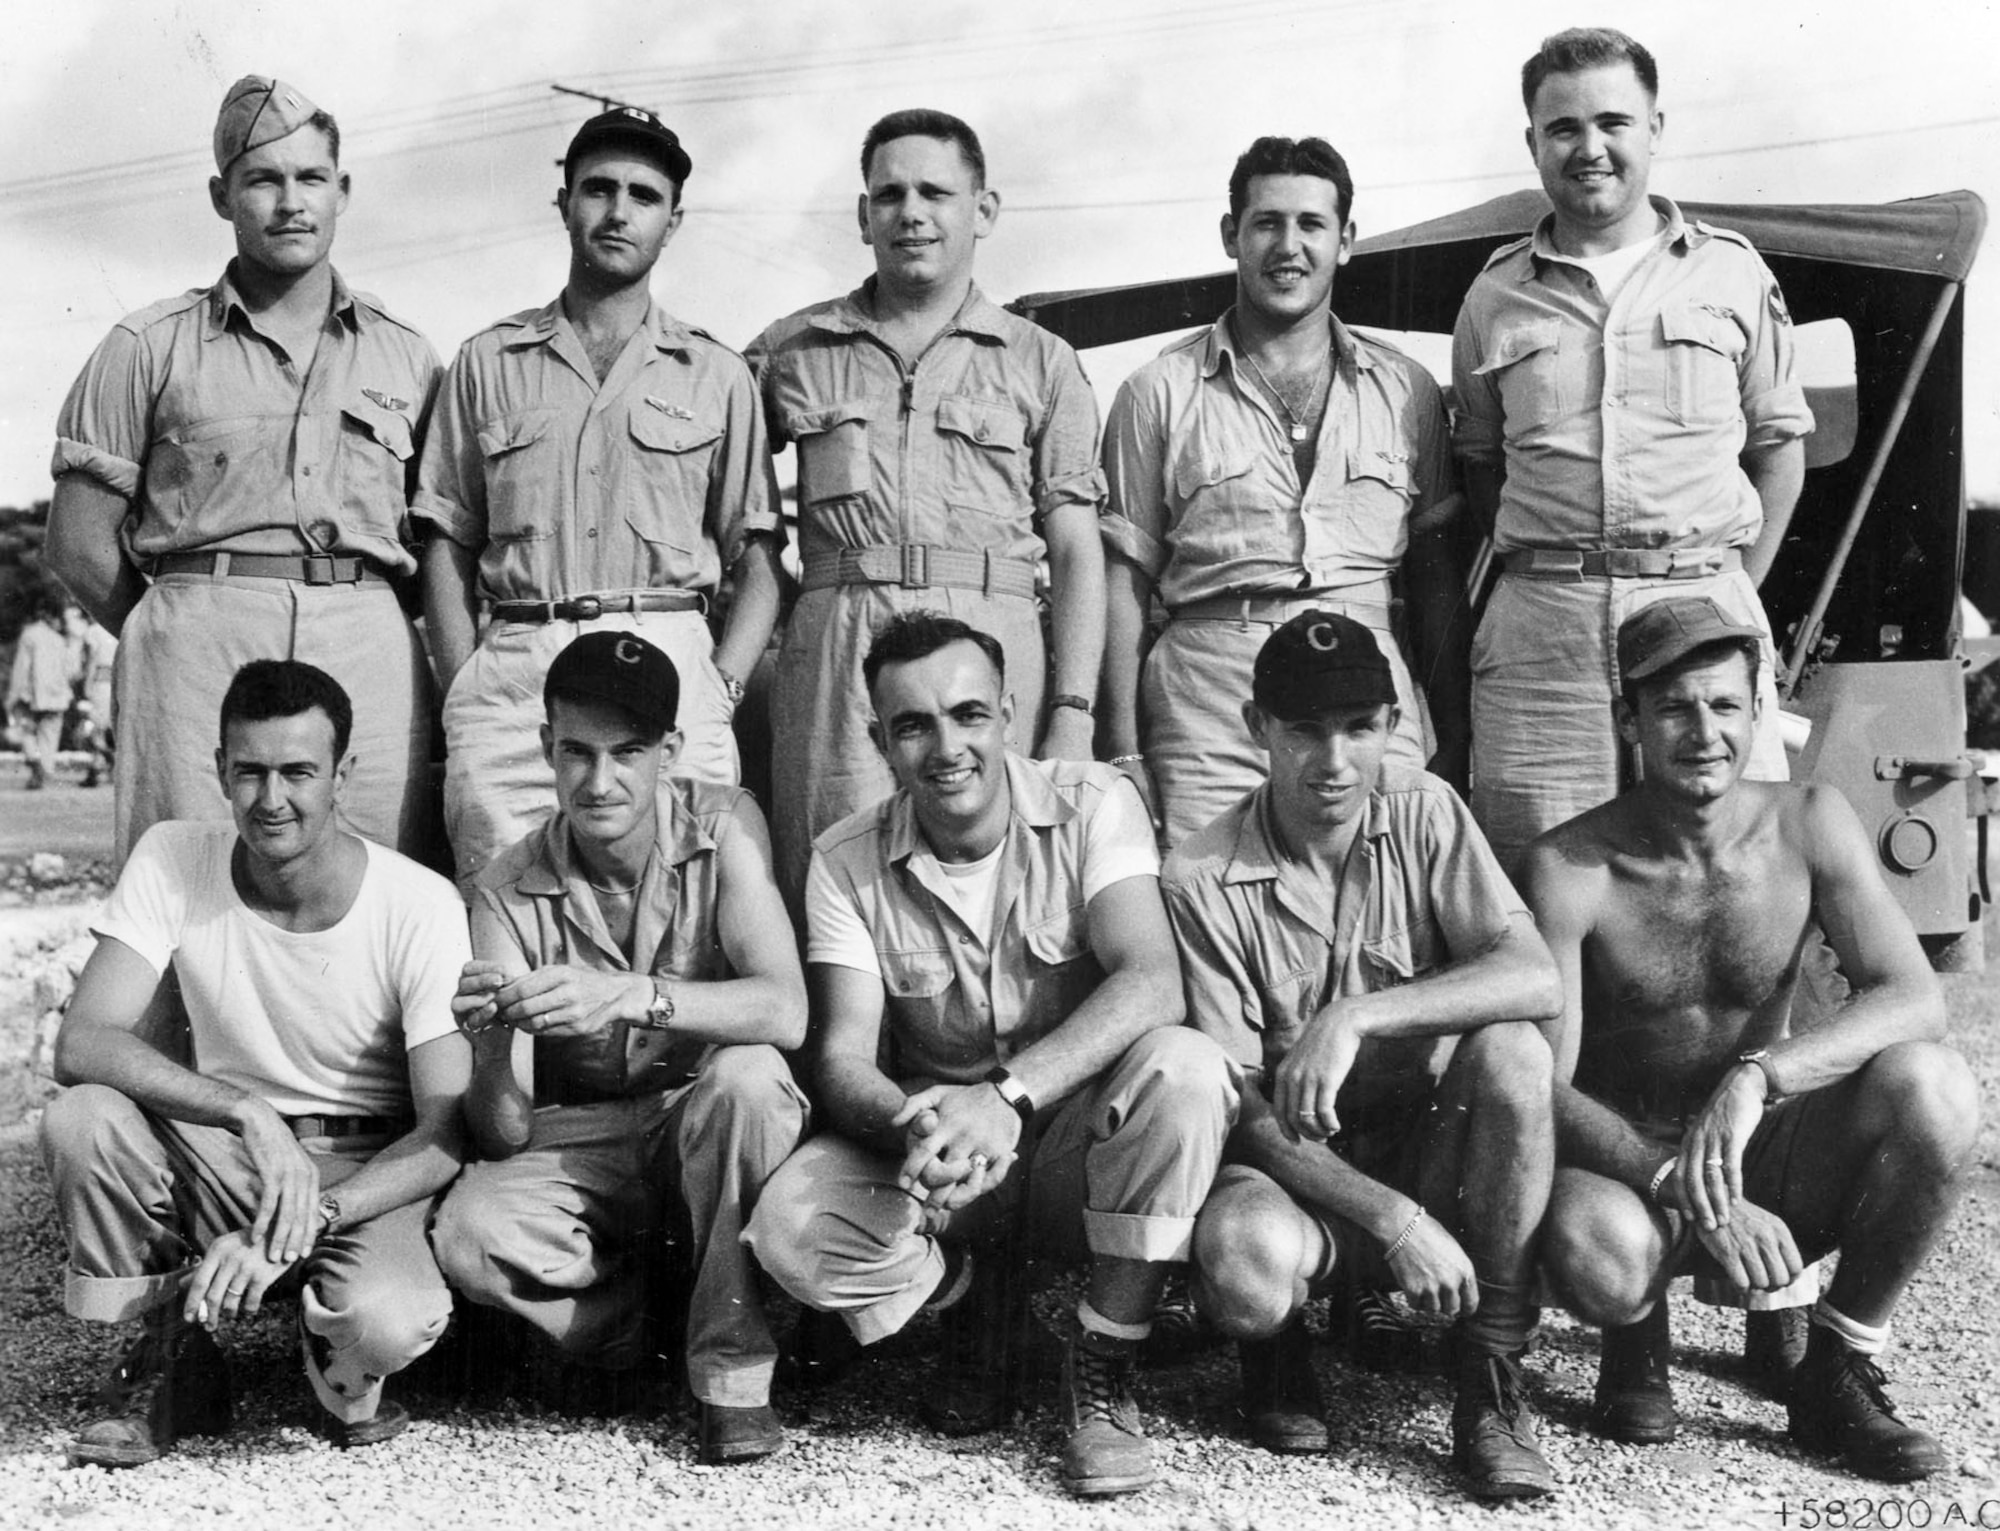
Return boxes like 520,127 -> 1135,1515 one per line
1521,597 -> 1980,1482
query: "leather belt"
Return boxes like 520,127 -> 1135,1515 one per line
489,589 -> 707,623
1500,547 -> 1742,581
1171,588 -> 1394,624
284,1114 -> 405,1140
800,545 -> 1038,601
151,552 -> 388,585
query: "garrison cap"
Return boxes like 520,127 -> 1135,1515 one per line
564,106 -> 692,185
214,76 -> 324,174
1253,610 -> 1398,719
1616,596 -> 1763,685
544,631 -> 679,736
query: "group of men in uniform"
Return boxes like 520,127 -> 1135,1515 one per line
32,22 -> 1980,1506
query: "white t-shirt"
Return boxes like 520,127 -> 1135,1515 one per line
1570,237 -> 1656,304
804,775 -> 1158,977
95,822 -> 469,1118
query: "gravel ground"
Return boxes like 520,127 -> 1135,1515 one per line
1,893 -> 1997,1531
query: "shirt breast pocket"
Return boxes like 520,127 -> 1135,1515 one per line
626,405 -> 722,553
336,401 -> 415,535
149,415 -> 264,541
1660,301 -> 1746,428
1168,435 -> 1259,564
791,400 -> 872,506
1360,918 -> 1442,991
1024,903 -> 1091,972
1473,319 -> 1566,431
936,394 -> 1028,517
880,945 -> 964,1062
477,412 -> 557,542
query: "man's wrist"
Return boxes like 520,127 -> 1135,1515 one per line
632,976 -> 675,1032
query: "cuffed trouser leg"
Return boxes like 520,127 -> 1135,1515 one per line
667,1045 -> 809,1407
430,1100 -> 665,1369
301,1192 -> 451,1426
1145,608 -> 1428,850
745,1029 -> 1241,1341
442,608 -> 740,885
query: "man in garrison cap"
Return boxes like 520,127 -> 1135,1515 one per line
432,632 -> 807,1465
48,76 -> 442,866
416,107 -> 784,888
1161,611 -> 1562,1499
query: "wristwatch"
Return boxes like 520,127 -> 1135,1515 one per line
316,1193 -> 342,1240
984,1066 -> 1035,1124
1735,1048 -> 1783,1101
636,976 -> 676,1033
714,665 -> 746,708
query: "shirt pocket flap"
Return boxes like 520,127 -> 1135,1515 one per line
1347,447 -> 1413,492
881,946 -> 955,999
629,405 -> 723,454
477,414 -> 551,460
1473,318 -> 1562,376
341,401 -> 414,461
1660,300 -> 1745,359
935,393 -> 1022,452
790,399 -> 873,438
1024,903 -> 1091,967
1171,438 -> 1254,498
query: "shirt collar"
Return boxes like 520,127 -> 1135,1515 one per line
514,784 -> 715,898
808,278 -> 1010,343
208,263 -> 359,337
1201,307 -> 1368,381
883,751 -> 1075,867
505,295 -> 696,355
1523,194 -> 1696,278
1221,782 -> 1391,929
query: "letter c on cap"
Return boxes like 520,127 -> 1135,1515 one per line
1306,622 -> 1339,653
614,637 -> 645,666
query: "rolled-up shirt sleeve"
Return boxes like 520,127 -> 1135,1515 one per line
707,353 -> 786,568
52,324 -> 151,498
1449,299 -> 1505,469
1101,372 -> 1172,578
1739,262 -> 1815,452
411,346 -> 487,549
1031,344 -> 1107,525
1161,875 -> 1264,1069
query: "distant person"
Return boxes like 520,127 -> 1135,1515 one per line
417,107 -> 782,885
40,660 -> 471,1466
1164,612 -> 1560,1499
749,109 -> 1107,909
73,616 -> 118,789
747,612 -> 1236,1499
432,632 -> 807,1465
1522,599 -> 1978,1483
1104,135 -> 1469,848
47,76 -> 440,864
8,595 -> 79,790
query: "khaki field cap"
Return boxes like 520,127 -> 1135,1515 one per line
214,75 -> 323,173
1252,610 -> 1398,719
1616,596 -> 1764,684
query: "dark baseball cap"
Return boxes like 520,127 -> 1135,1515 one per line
1252,610 -> 1398,719
544,631 -> 679,736
1617,597 -> 1763,685
564,106 -> 692,185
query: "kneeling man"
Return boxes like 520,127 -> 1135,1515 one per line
1164,611 -> 1562,1498
41,660 -> 471,1465
431,632 -> 808,1464
1523,598 -> 1979,1481
746,612 -> 1238,1499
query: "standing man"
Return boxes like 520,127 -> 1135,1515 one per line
1451,28 -> 1814,872
750,109 -> 1107,906
8,595 -> 79,790
48,77 -> 440,864
40,660 -> 471,1466
1104,136 -> 1469,850
431,632 -> 808,1465
1164,612 -> 1560,1499
746,613 -> 1236,1499
419,107 -> 783,886
1523,599 -> 1977,1482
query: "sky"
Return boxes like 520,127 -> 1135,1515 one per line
4,0 -> 1997,508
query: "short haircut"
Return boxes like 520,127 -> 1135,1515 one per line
1227,135 -> 1354,224
860,108 -> 986,188
1521,27 -> 1659,116
1619,637 -> 1761,712
218,658 -> 353,763
306,109 -> 341,164
863,610 -> 1006,695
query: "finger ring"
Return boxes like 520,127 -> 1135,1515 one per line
968,1153 -> 990,1168
1705,1157 -> 1725,1166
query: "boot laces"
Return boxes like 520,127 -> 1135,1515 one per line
1073,1342 -> 1130,1425
1830,1350 -> 1904,1421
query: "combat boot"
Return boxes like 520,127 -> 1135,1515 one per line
1451,1343 -> 1554,1499
1788,1325 -> 1946,1482
71,1311 -> 232,1468
1059,1328 -> 1155,1497
1238,1318 -> 1328,1454
1591,1300 -> 1677,1443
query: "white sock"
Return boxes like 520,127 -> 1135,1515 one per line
1811,1299 -> 1889,1357
1076,1298 -> 1152,1344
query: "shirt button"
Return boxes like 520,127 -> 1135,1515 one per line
302,465 -> 313,477
587,527 -> 599,538
959,935 -> 971,945
309,521 -> 338,548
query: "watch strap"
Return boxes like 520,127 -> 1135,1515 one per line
983,1065 -> 1035,1123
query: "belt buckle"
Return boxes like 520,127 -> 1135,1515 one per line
900,545 -> 930,588
570,595 -> 604,620
1596,549 -> 1644,579
301,554 -> 339,586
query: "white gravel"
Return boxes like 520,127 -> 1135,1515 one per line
2,902 -> 1997,1530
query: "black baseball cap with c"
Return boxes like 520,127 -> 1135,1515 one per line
544,631 -> 679,738
564,106 -> 692,186
1252,610 -> 1399,720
